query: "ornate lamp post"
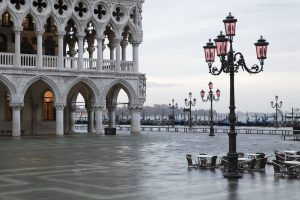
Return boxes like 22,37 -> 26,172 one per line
203,12 -> 269,178
169,99 -> 178,128
200,82 -> 220,136
271,95 -> 282,127
185,92 -> 196,130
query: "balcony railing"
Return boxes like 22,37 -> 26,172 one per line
0,53 -> 135,72
0,53 -> 14,66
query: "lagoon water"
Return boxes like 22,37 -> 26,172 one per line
0,131 -> 299,200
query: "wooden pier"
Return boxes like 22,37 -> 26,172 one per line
74,125 -> 300,141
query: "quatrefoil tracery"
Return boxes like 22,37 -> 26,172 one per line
33,0 -> 47,13
10,0 -> 25,10
113,7 -> 124,22
94,4 -> 106,20
75,2 -> 87,18
54,0 -> 67,15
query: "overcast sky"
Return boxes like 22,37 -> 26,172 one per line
136,0 -> 300,113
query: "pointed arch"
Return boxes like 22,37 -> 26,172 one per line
20,75 -> 61,103
103,78 -> 137,104
63,77 -> 100,104
123,22 -> 138,41
0,74 -> 17,99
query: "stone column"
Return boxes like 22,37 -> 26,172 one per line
55,104 -> 65,136
115,39 -> 121,71
97,37 -> 104,71
129,105 -> 142,134
57,32 -> 65,68
77,35 -> 84,69
132,41 -> 140,73
121,39 -> 128,61
11,103 -> 23,137
36,30 -> 44,68
14,28 -> 22,67
64,106 -> 69,134
107,105 -> 116,128
94,105 -> 104,134
86,105 -> 94,133
69,105 -> 76,133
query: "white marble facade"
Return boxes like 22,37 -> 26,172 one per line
0,0 -> 146,136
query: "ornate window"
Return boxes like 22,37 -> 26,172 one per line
23,15 -> 34,31
43,90 -> 55,121
2,12 -> 12,27
5,93 -> 12,121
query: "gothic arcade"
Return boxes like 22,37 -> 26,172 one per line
0,0 -> 146,136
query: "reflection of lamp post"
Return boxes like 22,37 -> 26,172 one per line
185,92 -> 196,129
201,82 -> 220,136
271,95 -> 282,127
203,12 -> 269,178
169,99 -> 178,128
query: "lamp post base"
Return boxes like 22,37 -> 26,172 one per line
223,172 -> 243,178
209,127 -> 215,136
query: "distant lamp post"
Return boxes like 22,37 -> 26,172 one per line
271,95 -> 282,127
185,92 -> 196,130
169,99 -> 178,128
203,12 -> 269,178
201,81 -> 220,136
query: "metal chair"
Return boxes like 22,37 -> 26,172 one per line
210,156 -> 218,168
272,160 -> 287,177
186,154 -> 198,168
248,159 -> 257,171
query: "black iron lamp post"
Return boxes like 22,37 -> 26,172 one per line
203,12 -> 269,178
271,95 -> 282,127
200,82 -> 220,136
185,92 -> 196,130
169,99 -> 178,128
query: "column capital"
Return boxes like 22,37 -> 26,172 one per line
107,104 -> 117,112
128,105 -> 143,112
77,34 -> 86,40
35,29 -> 45,35
10,102 -> 24,110
121,39 -> 129,49
55,103 -> 65,110
131,41 -> 141,46
13,26 -> 23,33
94,105 -> 105,110
97,35 -> 105,41
57,31 -> 66,37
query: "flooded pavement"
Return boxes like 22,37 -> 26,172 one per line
0,131 -> 299,200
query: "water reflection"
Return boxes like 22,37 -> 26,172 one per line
227,179 -> 239,200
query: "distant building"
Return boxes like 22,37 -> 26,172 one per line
0,0 -> 146,136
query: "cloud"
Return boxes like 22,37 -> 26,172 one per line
148,81 -> 182,88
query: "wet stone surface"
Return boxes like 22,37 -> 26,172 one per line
0,132 -> 299,200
